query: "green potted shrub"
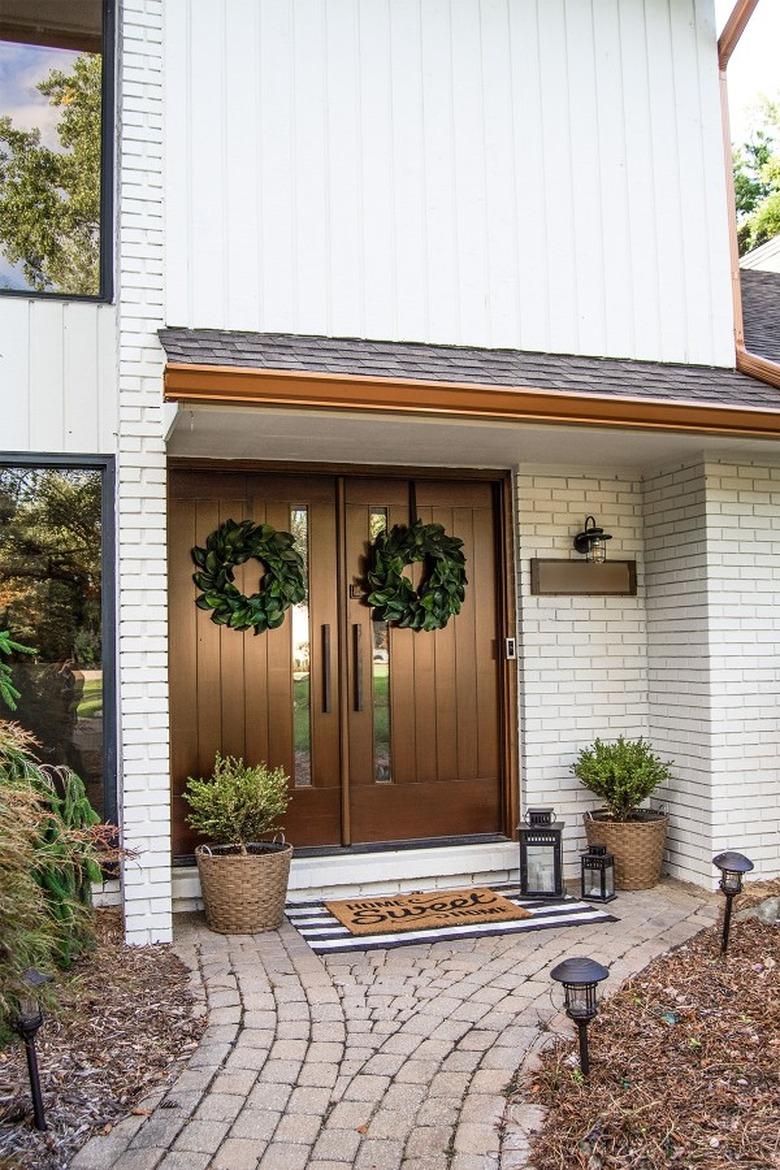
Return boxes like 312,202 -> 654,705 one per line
572,736 -> 671,890
184,754 -> 292,933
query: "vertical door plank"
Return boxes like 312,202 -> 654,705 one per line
453,505 -> 479,781
244,496 -> 270,767
218,497 -> 248,759
473,496 -> 500,780
412,502 -> 437,784
195,500 -> 223,778
387,499 -> 416,785
431,504 -> 458,782
169,497 -> 199,855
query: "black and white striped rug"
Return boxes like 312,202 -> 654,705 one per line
285,884 -> 617,954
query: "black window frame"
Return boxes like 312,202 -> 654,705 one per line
0,0 -> 115,305
0,452 -> 117,823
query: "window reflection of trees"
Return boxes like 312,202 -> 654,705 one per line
0,467 -> 104,813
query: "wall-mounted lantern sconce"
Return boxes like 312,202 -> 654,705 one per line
573,516 -> 612,563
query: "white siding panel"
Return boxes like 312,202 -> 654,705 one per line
163,0 -> 734,365
0,300 -> 117,455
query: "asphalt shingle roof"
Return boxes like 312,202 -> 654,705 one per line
741,269 -> 780,365
159,327 -> 780,412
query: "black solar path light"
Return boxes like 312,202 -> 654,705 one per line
713,851 -> 754,955
550,956 -> 609,1077
15,968 -> 51,1131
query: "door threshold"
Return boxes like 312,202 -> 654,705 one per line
172,836 -> 519,911
173,833 -> 510,868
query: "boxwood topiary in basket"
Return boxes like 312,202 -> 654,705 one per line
572,736 -> 672,891
184,754 -> 293,934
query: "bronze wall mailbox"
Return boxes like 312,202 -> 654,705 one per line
530,559 -> 637,597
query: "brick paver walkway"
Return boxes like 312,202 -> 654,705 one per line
73,881 -> 716,1170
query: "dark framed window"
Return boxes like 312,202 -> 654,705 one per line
0,454 -> 116,821
0,0 -> 114,301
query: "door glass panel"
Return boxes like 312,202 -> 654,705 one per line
290,506 -> 311,786
369,509 -> 391,783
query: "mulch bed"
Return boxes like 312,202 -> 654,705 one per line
523,908 -> 779,1170
0,910 -> 206,1170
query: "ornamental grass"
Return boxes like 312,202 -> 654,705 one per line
0,721 -> 122,1038
524,911 -> 780,1170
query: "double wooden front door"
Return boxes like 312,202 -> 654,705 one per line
169,468 -> 509,858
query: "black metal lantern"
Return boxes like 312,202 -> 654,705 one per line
573,516 -> 612,563
518,808 -> 564,898
580,845 -> 616,903
713,851 -> 754,954
16,968 -> 51,1131
550,956 -> 609,1076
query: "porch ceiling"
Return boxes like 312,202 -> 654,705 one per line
166,403 -> 780,473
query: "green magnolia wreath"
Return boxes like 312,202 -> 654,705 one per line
366,520 -> 467,631
192,518 -> 306,634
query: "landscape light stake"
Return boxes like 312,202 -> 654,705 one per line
550,957 -> 609,1078
713,851 -> 754,955
15,969 -> 52,1131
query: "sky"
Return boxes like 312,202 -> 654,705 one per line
0,42 -> 80,289
715,0 -> 780,143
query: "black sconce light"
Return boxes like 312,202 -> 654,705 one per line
16,968 -> 51,1131
518,808 -> 565,899
713,851 -> 754,955
550,956 -> 609,1077
573,516 -> 612,563
580,844 -> 616,903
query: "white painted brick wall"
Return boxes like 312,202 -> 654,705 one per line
117,0 -> 172,943
515,471 -> 648,876
643,463 -> 714,886
706,461 -> 780,880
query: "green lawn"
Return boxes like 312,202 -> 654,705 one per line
293,669 -> 390,751
77,676 -> 103,719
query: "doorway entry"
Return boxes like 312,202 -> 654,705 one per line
169,466 -> 515,858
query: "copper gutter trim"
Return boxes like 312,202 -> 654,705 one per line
164,360 -> 780,440
719,1 -> 780,389
718,0 -> 760,69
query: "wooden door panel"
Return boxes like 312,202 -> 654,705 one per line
169,471 -> 341,856
345,477 -> 502,843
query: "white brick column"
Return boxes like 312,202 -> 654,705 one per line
706,462 -> 780,880
117,0 -> 172,943
643,463 -> 714,885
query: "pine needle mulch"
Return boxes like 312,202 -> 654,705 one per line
522,914 -> 779,1170
0,909 -> 206,1170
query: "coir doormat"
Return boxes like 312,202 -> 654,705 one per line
287,884 -> 618,955
324,887 -> 531,936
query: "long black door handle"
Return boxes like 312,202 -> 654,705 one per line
352,623 -> 363,712
322,624 -> 331,713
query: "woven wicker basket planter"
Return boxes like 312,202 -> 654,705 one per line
195,841 -> 293,934
584,810 -> 668,890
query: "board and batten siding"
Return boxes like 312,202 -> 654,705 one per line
0,299 -> 117,455
163,0 -> 734,367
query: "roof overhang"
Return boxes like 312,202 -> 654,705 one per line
164,361 -> 780,441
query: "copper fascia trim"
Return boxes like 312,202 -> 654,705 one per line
164,361 -> 780,439
719,1 -> 780,389
718,0 -> 760,69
